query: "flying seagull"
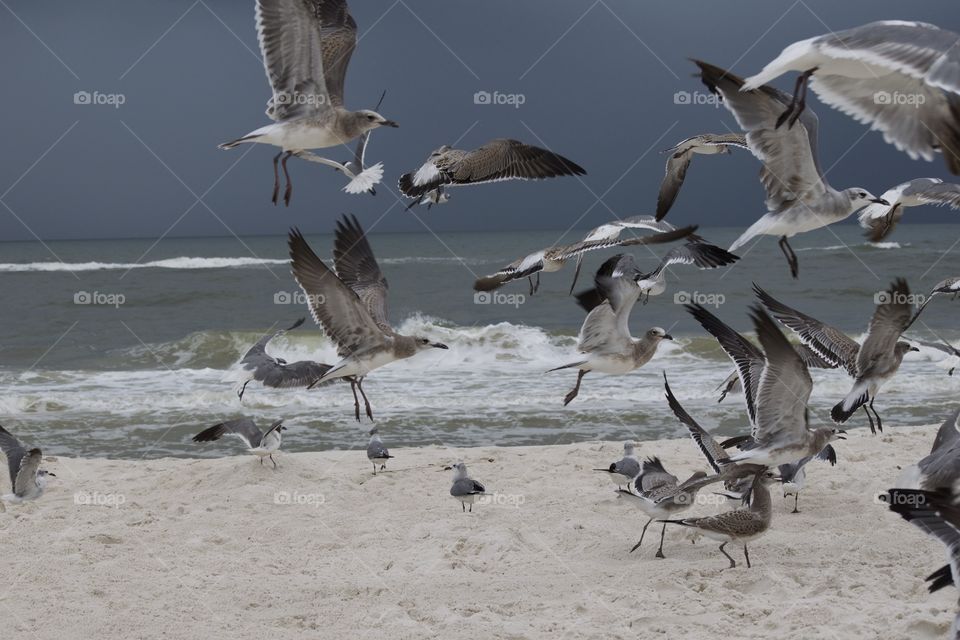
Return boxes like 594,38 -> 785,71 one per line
0,425 -> 55,505
548,254 -> 674,406
192,417 -> 287,469
593,441 -> 641,490
858,178 -> 960,241
715,342 -> 837,404
908,337 -> 960,376
366,427 -> 394,475
754,283 -> 918,433
233,317 -> 333,402
656,133 -> 749,221
905,276 -> 960,330
450,462 -> 486,512
219,0 -> 398,205
896,408 -> 960,491
742,20 -> 960,174
288,216 -> 448,421
571,215 -> 678,293
694,60 -> 887,278
473,225 -> 696,295
398,139 -> 585,208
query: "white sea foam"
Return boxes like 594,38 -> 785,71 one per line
0,257 -> 288,272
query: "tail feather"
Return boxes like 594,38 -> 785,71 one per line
729,216 -> 773,252
831,382 -> 869,423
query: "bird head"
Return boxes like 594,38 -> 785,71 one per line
846,188 -> 889,207
415,336 -> 448,351
646,327 -> 673,341
451,461 -> 468,479
356,109 -> 398,132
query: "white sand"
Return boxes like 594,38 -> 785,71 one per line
0,425 -> 953,639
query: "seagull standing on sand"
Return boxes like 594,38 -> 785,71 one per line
858,178 -> 960,241
192,418 -> 287,469
219,0 -> 398,205
742,20 -> 960,174
593,442 -> 641,490
694,60 -> 888,278
656,133 -> 749,221
0,425 -> 55,506
398,139 -> 586,208
366,428 -> 394,475
233,318 -> 333,401
548,255 -> 674,406
473,225 -> 696,295
289,216 -> 448,421
450,462 -> 486,512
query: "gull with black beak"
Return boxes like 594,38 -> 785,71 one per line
192,417 -> 287,469
289,216 -> 448,421
0,425 -> 55,506
366,428 -> 394,475
548,254 -> 674,406
593,442 -> 641,490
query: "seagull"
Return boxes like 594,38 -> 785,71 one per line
713,307 -> 845,467
858,178 -> 960,241
0,425 -> 55,505
548,254 -> 674,406
288,216 -> 448,421
617,456 -> 709,558
886,486 -> 960,637
218,0 -> 398,205
656,133 -> 749,221
906,276 -> 960,330
573,238 -> 739,307
741,20 -> 960,174
659,471 -> 773,569
909,337 -> 960,376
571,215 -> 678,293
715,342 -> 837,404
473,225 -> 696,295
896,408 -> 960,491
754,282 -> 918,433
830,278 -> 918,427
593,442 -> 641,490
293,131 -> 382,195
776,445 -> 836,514
233,317 -> 333,401
450,462 -> 486,512
694,60 -> 888,278
398,139 -> 586,208
366,427 -> 394,475
192,417 -> 287,469
417,189 -> 450,209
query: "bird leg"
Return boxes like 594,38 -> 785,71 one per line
469,503 -> 473,513
281,151 -> 294,206
380,464 -> 387,471
743,544 -> 752,568
563,370 -> 587,406
719,541 -> 736,568
461,501 -> 466,512
792,492 -> 800,514
372,462 -> 378,475
778,236 -> 799,279
630,517 -> 654,553
270,454 -> 277,470
237,380 -> 250,401
775,67 -> 817,129
272,152 -> 283,205
357,378 -> 374,421
350,379 -> 361,422
655,522 -> 667,559
861,405 -> 876,435
870,397 -> 883,433
533,272 -> 541,295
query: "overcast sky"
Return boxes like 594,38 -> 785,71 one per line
1,1 -> 958,241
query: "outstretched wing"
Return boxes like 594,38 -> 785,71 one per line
332,214 -> 390,331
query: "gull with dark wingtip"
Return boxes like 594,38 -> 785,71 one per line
366,428 -> 394,475
0,425 -> 55,506
192,417 -> 287,469
656,133 -> 749,221
450,462 -> 486,513
593,442 -> 641,490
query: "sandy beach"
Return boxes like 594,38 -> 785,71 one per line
0,423 -> 951,639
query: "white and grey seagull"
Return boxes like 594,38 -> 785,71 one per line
232,317 -> 333,402
694,60 -> 888,278
906,276 -> 960,330
289,215 -> 448,421
858,178 -> 960,241
366,427 -> 394,475
0,425 -> 55,506
450,462 -> 486,513
656,133 -> 749,221
909,337 -> 960,376
548,254 -> 674,406
742,20 -> 960,174
474,225 -> 696,295
570,215 -> 678,293
896,407 -> 960,491
219,0 -> 398,205
593,441 -> 641,490
192,417 -> 287,469
398,139 -> 586,208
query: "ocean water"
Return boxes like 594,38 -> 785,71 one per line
0,223 -> 957,458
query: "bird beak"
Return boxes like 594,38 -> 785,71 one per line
381,120 -> 399,128
871,197 -> 890,205
663,334 -> 674,341
48,472 -> 57,477
910,347 -> 920,352
432,342 -> 448,349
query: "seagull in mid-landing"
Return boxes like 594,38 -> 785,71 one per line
858,178 -> 960,241
0,425 -> 55,506
366,427 -> 394,475
192,417 -> 287,469
450,462 -> 486,512
218,0 -> 398,205
694,60 -> 888,279
656,133 -> 749,221
398,139 -> 586,208
742,20 -> 960,174
289,216 -> 448,421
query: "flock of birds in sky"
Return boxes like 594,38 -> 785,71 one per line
5,1 -> 960,634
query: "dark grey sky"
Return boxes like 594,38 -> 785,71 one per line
1,1 -> 958,241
